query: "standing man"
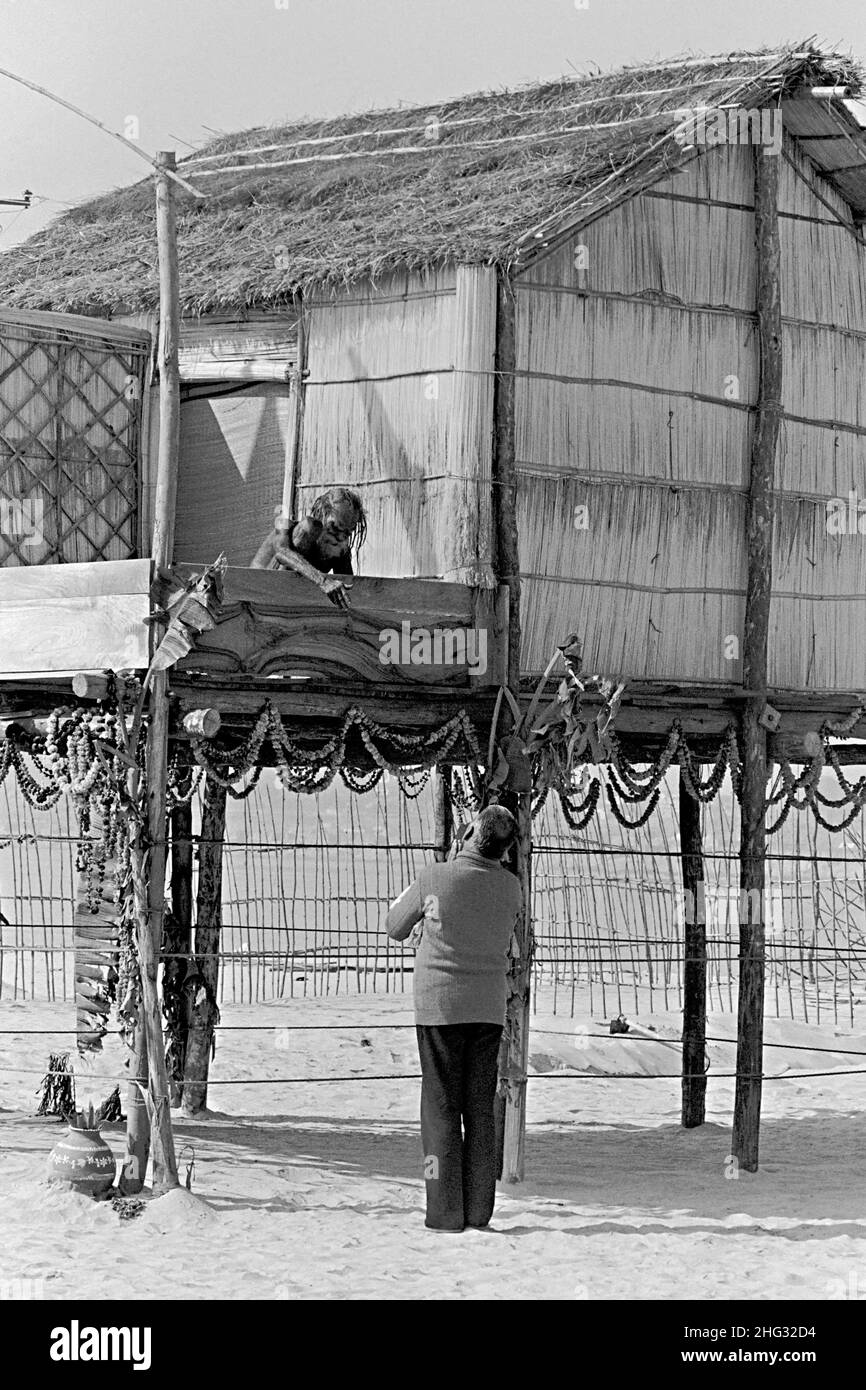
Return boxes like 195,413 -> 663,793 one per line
386,805 -> 523,1232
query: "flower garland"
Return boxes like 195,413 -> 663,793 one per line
187,702 -> 482,798
762,714 -> 866,834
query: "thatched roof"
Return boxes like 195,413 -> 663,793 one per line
1,42 -> 864,315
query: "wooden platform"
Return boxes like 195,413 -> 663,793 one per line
0,559 -> 864,762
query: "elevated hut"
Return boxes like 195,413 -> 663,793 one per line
3,41 -> 866,1180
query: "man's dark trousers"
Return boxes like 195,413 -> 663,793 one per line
416,1022 -> 504,1231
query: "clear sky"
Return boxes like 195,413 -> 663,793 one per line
1,0 -> 865,250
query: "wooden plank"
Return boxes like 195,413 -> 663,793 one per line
0,557 -> 151,603
0,595 -> 150,673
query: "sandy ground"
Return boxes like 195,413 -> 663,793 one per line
1,986 -> 865,1301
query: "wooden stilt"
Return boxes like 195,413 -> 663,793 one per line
490,269 -> 533,1184
181,775 -> 227,1115
431,766 -> 453,862
732,145 -> 782,1173
166,796 -> 194,1106
679,774 -> 706,1128
500,792 -> 533,1182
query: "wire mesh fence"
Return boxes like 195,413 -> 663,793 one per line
1,766 -> 865,1022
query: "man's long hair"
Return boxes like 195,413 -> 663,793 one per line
310,487 -> 367,566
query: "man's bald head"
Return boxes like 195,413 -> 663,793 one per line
467,805 -> 518,860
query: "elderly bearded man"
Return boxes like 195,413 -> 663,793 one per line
386,805 -> 522,1232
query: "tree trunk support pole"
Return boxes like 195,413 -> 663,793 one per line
490,271 -> 532,1184
181,775 -> 227,1114
733,144 -> 782,1173
432,766 -> 453,862
125,150 -> 182,1193
168,796 -> 194,1105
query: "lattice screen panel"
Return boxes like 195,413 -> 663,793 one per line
0,311 -> 150,565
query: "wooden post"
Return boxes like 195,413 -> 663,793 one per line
152,151 -> 182,573
732,145 -> 782,1173
431,766 -> 453,862
679,774 -> 706,1127
285,296 -> 306,525
167,795 -> 194,1105
124,150 -> 182,1192
500,791 -> 532,1183
490,270 -> 533,1183
73,803 -> 119,1055
181,775 -> 227,1115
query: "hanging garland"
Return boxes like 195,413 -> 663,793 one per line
187,701 -> 482,798
556,779 -> 602,831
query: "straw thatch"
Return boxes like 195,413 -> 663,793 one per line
0,43 -> 862,315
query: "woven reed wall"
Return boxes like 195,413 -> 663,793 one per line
770,137 -> 866,690
514,137 -> 866,690
300,267 -> 496,582
171,385 -> 296,567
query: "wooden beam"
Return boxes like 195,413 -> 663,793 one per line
732,146 -> 783,1174
679,775 -> 707,1128
181,775 -> 227,1114
71,672 -> 112,701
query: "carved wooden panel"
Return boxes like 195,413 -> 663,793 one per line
174,567 -> 508,689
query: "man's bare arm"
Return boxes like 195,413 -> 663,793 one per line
386,881 -> 424,941
275,547 -> 352,606
250,526 -> 352,606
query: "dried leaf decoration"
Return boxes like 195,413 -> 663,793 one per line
147,554 -> 227,677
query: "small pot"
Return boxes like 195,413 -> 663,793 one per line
47,1125 -> 116,1197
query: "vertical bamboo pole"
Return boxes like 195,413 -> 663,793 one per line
679,774 -> 707,1128
125,150 -> 182,1193
732,144 -> 782,1173
181,775 -> 227,1114
284,298 -> 306,525
490,270 -> 533,1184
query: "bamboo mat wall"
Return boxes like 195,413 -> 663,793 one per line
514,137 -> 866,688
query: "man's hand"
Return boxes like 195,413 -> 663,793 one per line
320,574 -> 353,608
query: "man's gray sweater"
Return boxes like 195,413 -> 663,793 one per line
385,847 -> 523,1025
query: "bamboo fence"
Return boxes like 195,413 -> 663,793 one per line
2,769 -> 865,1025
